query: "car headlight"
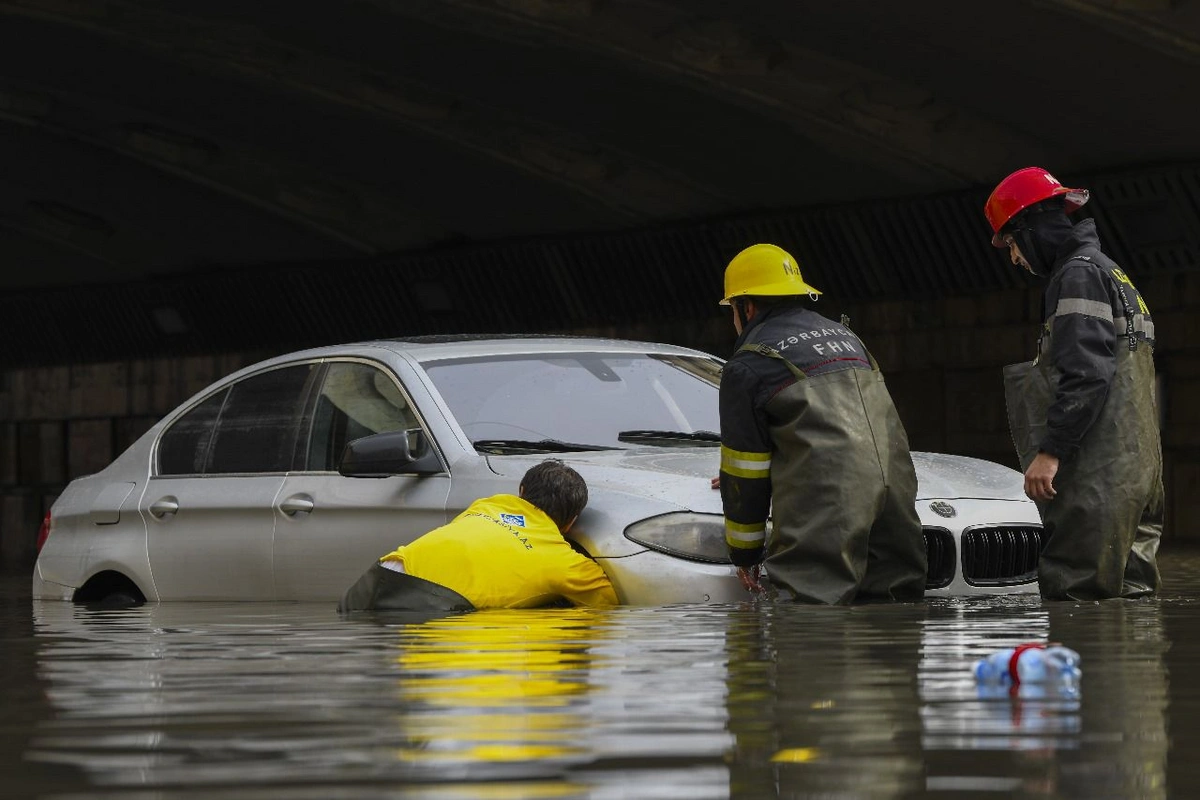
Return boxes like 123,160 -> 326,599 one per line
624,512 -> 731,563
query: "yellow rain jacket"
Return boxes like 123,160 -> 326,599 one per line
379,494 -> 618,608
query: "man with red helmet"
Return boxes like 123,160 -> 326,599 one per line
986,167 -> 1164,600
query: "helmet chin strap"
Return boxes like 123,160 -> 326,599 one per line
734,299 -> 750,330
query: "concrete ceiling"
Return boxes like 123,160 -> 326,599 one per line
2,0 -> 1199,292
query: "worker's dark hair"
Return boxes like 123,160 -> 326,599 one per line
733,295 -> 806,328
741,295 -> 804,310
520,459 -> 588,531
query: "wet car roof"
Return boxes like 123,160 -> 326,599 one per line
344,335 -> 714,362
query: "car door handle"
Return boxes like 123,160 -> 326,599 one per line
148,498 -> 179,519
279,495 -> 315,516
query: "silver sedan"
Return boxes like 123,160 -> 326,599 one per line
32,335 -> 1043,605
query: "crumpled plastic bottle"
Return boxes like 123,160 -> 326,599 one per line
973,643 -> 1082,686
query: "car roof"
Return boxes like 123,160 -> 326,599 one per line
276,334 -> 719,364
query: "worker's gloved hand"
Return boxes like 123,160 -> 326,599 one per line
737,564 -> 766,594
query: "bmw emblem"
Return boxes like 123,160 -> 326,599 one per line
929,501 -> 956,518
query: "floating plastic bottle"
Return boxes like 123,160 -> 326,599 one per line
973,642 -> 1082,687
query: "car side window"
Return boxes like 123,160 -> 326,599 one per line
157,365 -> 315,476
305,361 -> 421,471
157,389 -> 227,475
206,365 -> 315,474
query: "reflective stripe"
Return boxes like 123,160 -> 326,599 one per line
1114,316 -> 1155,339
1053,298 -> 1114,323
723,463 -> 772,479
380,559 -> 405,573
725,519 -> 766,547
720,445 -> 771,478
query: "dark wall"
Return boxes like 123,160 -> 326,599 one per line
5,164 -> 1200,570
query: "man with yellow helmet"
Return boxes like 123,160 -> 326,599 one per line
717,243 -> 927,604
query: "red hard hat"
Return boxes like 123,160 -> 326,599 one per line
984,167 -> 1090,247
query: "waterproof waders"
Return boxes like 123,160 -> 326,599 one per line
1003,311 -> 1163,601
749,347 -> 927,604
338,562 -> 476,614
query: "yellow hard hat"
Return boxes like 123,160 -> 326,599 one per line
720,243 -> 821,305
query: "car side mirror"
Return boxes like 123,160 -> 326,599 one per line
338,429 -> 443,477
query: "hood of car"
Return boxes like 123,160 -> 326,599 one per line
487,447 -> 1027,513
910,451 -> 1027,501
487,447 -> 723,515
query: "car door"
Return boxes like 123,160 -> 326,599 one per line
143,364 -> 317,600
271,359 -> 453,601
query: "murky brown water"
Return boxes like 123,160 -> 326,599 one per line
4,548 -> 1200,799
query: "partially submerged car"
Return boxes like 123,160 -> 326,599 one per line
32,335 -> 1043,605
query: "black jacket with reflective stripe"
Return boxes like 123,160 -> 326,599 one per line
718,304 -> 875,565
1039,219 -> 1156,461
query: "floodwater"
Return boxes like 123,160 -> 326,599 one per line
4,550 -> 1200,800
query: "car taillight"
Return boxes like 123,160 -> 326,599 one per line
36,511 -> 51,553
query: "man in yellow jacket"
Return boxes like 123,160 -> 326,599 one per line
338,459 -> 618,613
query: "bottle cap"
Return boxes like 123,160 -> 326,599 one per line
1007,642 -> 1047,685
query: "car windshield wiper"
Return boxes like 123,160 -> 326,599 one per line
473,439 -> 615,455
617,430 -> 721,446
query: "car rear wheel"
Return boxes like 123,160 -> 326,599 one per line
73,572 -> 146,607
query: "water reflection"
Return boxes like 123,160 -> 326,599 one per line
387,610 -> 599,765
383,607 -> 737,796
7,552 -> 1200,799
919,597 -> 1078,752
379,608 -> 614,787
1049,599 -> 1169,798
25,601 -> 737,798
725,603 -> 927,799
917,595 -> 1168,797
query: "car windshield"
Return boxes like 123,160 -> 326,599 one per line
422,352 -> 723,449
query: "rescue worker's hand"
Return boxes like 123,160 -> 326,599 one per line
738,564 -> 766,594
1024,452 -> 1059,502
711,475 -> 720,490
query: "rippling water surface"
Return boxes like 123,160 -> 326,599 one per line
5,549 -> 1200,799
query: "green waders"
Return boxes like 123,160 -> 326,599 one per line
744,344 -> 927,604
1003,336 -> 1163,600
338,562 -> 476,614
